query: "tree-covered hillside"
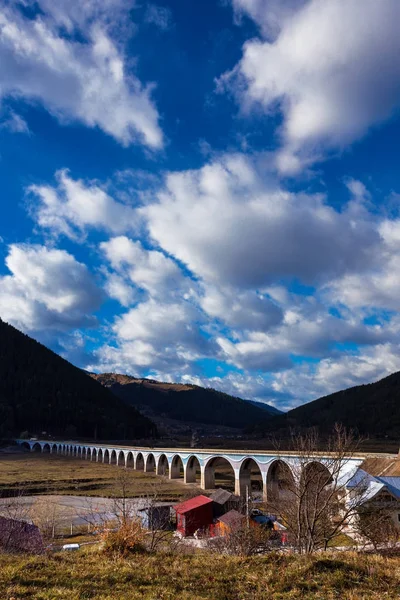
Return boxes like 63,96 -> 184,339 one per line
0,320 -> 156,440
252,370 -> 400,439
91,373 -> 278,430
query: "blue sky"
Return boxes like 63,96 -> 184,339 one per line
2,0 -> 400,410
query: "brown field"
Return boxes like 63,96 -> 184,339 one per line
0,548 -> 400,599
0,452 -> 196,501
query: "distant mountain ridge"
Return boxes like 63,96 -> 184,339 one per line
252,370 -> 400,439
90,372 -> 281,432
0,319 -> 156,440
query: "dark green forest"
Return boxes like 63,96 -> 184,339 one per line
93,374 -> 278,430
0,319 -> 156,440
252,370 -> 400,439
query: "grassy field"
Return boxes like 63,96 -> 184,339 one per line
0,548 -> 399,599
0,453 -> 195,501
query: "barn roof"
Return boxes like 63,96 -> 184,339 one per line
210,489 -> 240,505
217,509 -> 246,527
174,495 -> 213,514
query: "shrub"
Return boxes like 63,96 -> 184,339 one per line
101,519 -> 146,557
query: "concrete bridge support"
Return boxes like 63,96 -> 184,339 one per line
170,455 -> 183,479
14,439 -> 364,501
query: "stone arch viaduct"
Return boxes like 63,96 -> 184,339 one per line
15,439 -> 363,500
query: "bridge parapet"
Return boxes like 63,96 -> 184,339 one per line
14,439 -> 365,500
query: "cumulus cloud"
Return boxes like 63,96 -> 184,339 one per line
224,0 -> 400,171
143,154 -> 378,287
0,244 -> 101,331
217,304 -> 388,372
325,215 -> 400,311
0,2 -> 162,148
100,236 -> 186,299
29,171 -> 138,240
270,343 -> 400,409
90,297 -> 213,374
201,285 -> 283,331
231,0 -> 306,39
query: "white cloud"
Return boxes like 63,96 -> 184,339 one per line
29,171 -> 138,240
225,0 -> 400,171
231,0 -> 306,39
271,343 -> 400,409
100,236 -> 186,298
325,215 -> 400,311
201,284 -> 283,331
0,3 -> 162,148
145,3 -> 172,31
0,109 -> 30,134
91,297 -> 212,374
217,306 -> 387,372
143,154 -> 379,288
0,244 -> 101,331
103,272 -> 138,307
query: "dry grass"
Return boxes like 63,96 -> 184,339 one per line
0,453 -> 193,500
0,548 -> 399,599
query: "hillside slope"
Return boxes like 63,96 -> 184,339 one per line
90,373 -> 280,431
254,370 -> 400,439
0,320 -> 156,440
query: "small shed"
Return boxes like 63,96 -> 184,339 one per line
0,516 -> 44,553
217,509 -> 246,536
174,495 -> 213,537
138,504 -> 172,530
210,488 -> 241,518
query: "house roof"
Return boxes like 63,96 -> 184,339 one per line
174,495 -> 213,514
210,489 -> 239,505
361,457 -> 400,477
217,509 -> 246,527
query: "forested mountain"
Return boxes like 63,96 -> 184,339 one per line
252,370 -> 400,439
0,320 -> 156,440
90,373 -> 280,431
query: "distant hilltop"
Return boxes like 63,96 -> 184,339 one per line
90,372 -> 281,434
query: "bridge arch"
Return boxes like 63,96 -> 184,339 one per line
136,452 -> 144,471
110,450 -> 117,465
266,459 -> 295,505
20,441 -> 31,452
126,452 -> 134,468
170,455 -> 184,479
185,455 -> 201,484
300,460 -> 332,493
145,453 -> 156,473
238,458 -> 263,498
51,443 -> 58,454
42,443 -> 51,454
202,456 -> 235,492
156,454 -> 169,476
117,451 -> 125,466
91,448 -> 97,461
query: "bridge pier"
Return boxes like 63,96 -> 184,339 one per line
200,465 -> 214,490
13,439 -> 364,502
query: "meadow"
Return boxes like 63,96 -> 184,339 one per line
0,547 -> 400,600
0,452 -> 191,501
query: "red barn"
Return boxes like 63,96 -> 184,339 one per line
174,495 -> 213,537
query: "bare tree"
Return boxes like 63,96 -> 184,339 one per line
210,523 -> 274,556
0,488 -> 32,552
355,502 -> 400,552
139,483 -> 176,552
29,497 -> 72,540
267,424 -> 370,554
